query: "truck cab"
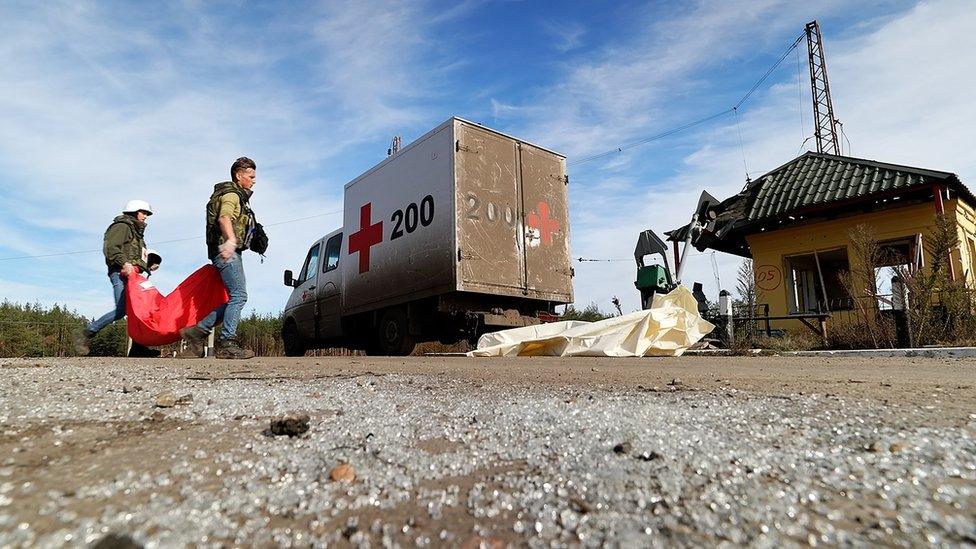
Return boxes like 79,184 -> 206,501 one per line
282,229 -> 344,356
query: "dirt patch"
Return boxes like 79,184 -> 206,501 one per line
415,436 -> 465,455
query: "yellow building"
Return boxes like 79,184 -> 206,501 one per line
673,152 -> 975,332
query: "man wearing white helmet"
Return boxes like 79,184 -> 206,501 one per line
72,199 -> 153,355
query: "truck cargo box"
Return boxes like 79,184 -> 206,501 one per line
341,117 -> 573,315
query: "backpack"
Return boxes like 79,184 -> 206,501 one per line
244,213 -> 269,257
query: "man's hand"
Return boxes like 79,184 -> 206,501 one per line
217,216 -> 237,261
121,262 -> 135,276
219,239 -> 237,261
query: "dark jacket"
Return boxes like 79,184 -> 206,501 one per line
103,214 -> 147,274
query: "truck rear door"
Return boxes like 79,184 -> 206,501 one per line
518,143 -> 572,298
455,123 -> 525,292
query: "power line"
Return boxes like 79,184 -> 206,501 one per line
577,251 -> 714,263
733,107 -> 749,178
576,257 -> 630,262
0,209 -> 344,262
733,34 -> 805,111
795,45 -> 806,146
568,33 -> 804,168
568,110 -> 733,166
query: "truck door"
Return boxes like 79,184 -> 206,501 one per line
519,143 -> 571,295
455,123 -> 524,291
315,232 -> 343,339
292,242 -> 321,340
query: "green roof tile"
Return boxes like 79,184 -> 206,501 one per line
743,152 -> 963,221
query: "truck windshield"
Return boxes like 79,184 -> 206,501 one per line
300,244 -> 320,284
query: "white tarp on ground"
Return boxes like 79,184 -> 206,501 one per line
467,286 -> 715,357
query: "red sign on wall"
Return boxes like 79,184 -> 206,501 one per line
756,264 -> 782,292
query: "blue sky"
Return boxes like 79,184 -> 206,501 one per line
1,0 -> 974,318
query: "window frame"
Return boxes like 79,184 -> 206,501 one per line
322,233 -> 343,273
299,243 -> 321,284
783,246 -> 851,313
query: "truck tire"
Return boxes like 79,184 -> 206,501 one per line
375,308 -> 415,356
282,319 -> 307,357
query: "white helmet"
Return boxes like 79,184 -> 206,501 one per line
122,199 -> 153,215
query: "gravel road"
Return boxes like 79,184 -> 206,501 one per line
1,355 -> 974,547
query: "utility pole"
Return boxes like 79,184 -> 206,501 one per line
805,20 -> 841,155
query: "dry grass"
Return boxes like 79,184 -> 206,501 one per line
833,215 -> 976,348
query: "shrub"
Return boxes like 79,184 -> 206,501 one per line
560,303 -> 612,322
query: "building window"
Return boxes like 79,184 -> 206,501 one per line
784,247 -> 852,313
873,236 -> 923,309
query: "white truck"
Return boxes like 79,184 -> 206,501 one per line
281,117 -> 573,355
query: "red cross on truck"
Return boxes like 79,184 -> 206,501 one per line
348,203 -> 383,274
526,201 -> 560,245
281,117 -> 573,357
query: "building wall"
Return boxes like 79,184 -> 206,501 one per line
743,200 -> 972,331
951,198 -> 976,283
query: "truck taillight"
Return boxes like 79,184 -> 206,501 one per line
536,312 -> 558,323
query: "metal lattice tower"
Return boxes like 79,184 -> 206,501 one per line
805,20 -> 840,155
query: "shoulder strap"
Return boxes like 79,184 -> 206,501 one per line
215,187 -> 251,212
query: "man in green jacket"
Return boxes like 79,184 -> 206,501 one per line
73,200 -> 152,355
179,157 -> 258,359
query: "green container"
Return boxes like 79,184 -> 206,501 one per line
635,265 -> 669,290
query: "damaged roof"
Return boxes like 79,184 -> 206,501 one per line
668,152 -> 970,257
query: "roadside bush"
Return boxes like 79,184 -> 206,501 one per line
0,301 -> 92,357
237,311 -> 284,357
560,303 -> 612,322
88,320 -> 128,357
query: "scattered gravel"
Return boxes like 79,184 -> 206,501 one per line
0,358 -> 974,547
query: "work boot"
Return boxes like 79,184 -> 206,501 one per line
178,326 -> 209,358
72,328 -> 92,356
215,338 -> 255,360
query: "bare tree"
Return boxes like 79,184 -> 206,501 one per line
735,259 -> 759,314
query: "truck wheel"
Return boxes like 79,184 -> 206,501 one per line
282,320 -> 306,357
375,308 -> 415,356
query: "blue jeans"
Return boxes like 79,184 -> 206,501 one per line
88,271 -> 126,334
197,252 -> 247,340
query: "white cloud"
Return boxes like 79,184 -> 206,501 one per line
542,20 -> 586,52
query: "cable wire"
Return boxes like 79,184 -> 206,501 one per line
795,45 -> 807,146
569,33 -> 804,168
733,107 -> 749,178
568,110 -> 733,166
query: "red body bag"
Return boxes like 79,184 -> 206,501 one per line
125,265 -> 229,346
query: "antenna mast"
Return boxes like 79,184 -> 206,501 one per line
805,20 -> 840,155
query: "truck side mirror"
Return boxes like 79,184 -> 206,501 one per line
284,269 -> 294,287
